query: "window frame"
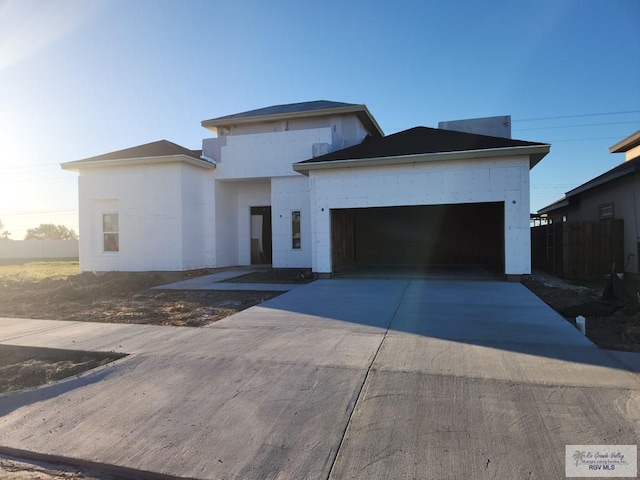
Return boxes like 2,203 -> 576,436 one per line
291,210 -> 301,249
102,213 -> 119,253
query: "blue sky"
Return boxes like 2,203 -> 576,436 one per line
1,0 -> 638,239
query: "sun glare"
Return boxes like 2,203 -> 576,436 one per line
0,0 -> 99,72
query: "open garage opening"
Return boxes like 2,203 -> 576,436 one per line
331,202 -> 505,279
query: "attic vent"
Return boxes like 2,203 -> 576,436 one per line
312,143 -> 330,158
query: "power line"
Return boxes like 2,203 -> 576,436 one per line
514,120 -> 639,132
514,110 -> 640,122
540,135 -> 625,143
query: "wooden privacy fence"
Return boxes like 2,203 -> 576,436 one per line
531,219 -> 623,280
0,239 -> 79,260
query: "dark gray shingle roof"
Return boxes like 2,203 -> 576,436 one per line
202,100 -> 360,123
68,140 -> 203,164
297,126 -> 548,164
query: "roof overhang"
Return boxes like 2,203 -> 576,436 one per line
61,154 -> 216,172
610,130 -> 640,153
565,162 -> 635,197
538,197 -> 569,214
293,144 -> 550,176
202,104 -> 384,137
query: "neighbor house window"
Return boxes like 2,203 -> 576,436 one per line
598,203 -> 614,220
292,211 -> 301,249
103,213 -> 119,252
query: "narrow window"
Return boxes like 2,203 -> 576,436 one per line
292,211 -> 301,249
103,213 -> 119,252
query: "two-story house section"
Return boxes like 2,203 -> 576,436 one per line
62,100 -> 549,279
61,101 -> 383,272
199,101 -> 383,270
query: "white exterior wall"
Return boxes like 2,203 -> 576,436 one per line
206,116 -> 370,269
77,162 -> 214,272
70,112 -> 380,272
271,176 -> 312,268
181,164 -> 215,269
213,180 -> 238,267
330,114 -> 369,151
214,128 -> 333,180
308,156 -> 531,275
203,114 -> 369,166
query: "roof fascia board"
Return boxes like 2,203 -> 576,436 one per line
202,105 -> 384,137
293,144 -> 550,175
610,130 -> 640,153
538,198 -> 569,214
565,166 -> 633,197
61,154 -> 215,172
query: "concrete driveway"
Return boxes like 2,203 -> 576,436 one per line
1,279 -> 639,479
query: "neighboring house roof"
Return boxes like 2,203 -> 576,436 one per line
609,129 -> 640,154
538,155 -> 640,214
537,197 -> 569,215
566,155 -> 640,197
61,140 -> 213,171
294,126 -> 550,174
201,100 -> 384,137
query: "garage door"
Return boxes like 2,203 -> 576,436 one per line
331,202 -> 504,273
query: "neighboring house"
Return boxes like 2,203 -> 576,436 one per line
538,130 -> 640,276
62,100 -> 550,278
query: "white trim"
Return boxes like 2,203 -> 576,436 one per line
293,144 -> 550,175
61,154 -> 215,172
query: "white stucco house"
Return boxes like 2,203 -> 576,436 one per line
61,100 -> 549,278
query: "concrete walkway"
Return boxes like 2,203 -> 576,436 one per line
153,269 -> 303,291
1,279 -> 639,479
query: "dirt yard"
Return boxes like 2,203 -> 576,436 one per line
0,454 -> 108,480
0,345 -> 125,394
522,272 -> 640,352
0,269 -> 295,327
0,268 -> 313,395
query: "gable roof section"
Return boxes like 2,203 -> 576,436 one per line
61,140 -> 213,171
538,155 -> 640,214
202,100 -> 384,137
294,126 -> 549,174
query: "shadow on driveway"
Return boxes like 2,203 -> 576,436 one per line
252,278 -> 639,376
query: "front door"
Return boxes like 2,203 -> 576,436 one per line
250,206 -> 272,264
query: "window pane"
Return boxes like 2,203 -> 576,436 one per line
103,213 -> 118,232
104,233 -> 119,252
292,211 -> 301,249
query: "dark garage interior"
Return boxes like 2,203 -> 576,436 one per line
331,202 -> 504,275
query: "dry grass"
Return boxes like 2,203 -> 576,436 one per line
0,260 -> 79,284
